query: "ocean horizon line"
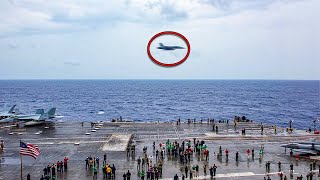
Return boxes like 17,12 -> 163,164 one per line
0,78 -> 319,81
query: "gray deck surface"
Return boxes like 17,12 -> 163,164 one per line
0,121 -> 319,180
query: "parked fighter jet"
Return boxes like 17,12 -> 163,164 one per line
0,105 -> 17,119
157,43 -> 184,50
0,108 -> 56,124
281,141 -> 320,155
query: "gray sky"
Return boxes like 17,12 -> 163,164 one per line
0,0 -> 319,80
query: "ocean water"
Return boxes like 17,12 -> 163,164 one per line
0,80 -> 319,128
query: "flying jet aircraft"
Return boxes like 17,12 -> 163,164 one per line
0,105 -> 17,119
0,108 -> 56,125
157,43 -> 185,50
281,141 -> 320,155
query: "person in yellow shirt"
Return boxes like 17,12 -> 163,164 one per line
89,159 -> 93,169
106,165 -> 112,178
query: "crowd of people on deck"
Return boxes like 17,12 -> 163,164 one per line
84,153 -> 120,180
135,144 -> 162,180
3,116 -> 320,179
132,137 -> 222,180
131,126 -> 319,180
50,117 -> 320,179
30,157 -> 69,180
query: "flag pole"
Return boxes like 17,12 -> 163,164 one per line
20,153 -> 23,180
20,140 -> 23,180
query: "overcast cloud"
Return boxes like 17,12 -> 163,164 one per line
0,0 -> 319,79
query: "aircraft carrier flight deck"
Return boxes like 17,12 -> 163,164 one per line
0,120 -> 319,180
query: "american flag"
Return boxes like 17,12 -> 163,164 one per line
20,141 -> 41,159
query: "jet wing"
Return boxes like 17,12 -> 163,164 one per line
16,114 -> 42,121
0,117 -> 17,123
292,149 -> 319,155
0,112 -> 9,116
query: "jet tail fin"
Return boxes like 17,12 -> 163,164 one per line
35,109 -> 45,115
8,105 -> 16,114
159,43 -> 164,47
47,108 -> 56,119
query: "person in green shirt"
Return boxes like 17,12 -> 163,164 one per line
93,166 -> 98,179
139,169 -> 146,180
259,149 -> 263,160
